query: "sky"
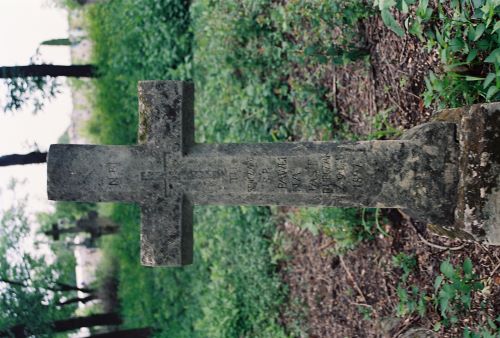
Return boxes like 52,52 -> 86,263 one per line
0,0 -> 72,216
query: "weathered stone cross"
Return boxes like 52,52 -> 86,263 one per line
44,211 -> 119,241
47,81 -> 500,267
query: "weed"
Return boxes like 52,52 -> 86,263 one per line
375,0 -> 500,108
463,317 -> 500,337
392,253 -> 427,317
291,207 -> 386,252
434,258 -> 484,326
393,253 -> 417,283
393,256 -> 493,335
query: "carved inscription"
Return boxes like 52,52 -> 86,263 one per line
291,169 -> 301,192
306,158 -> 320,192
321,156 -> 333,193
260,168 -> 271,183
175,154 -> 367,196
247,158 -> 257,192
277,157 -> 288,190
106,163 -> 119,186
229,165 -> 239,183
352,164 -> 363,187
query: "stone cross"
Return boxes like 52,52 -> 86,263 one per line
47,81 -> 500,267
44,211 -> 119,241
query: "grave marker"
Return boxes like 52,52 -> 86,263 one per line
47,81 -> 500,266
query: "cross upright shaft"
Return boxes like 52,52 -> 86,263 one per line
47,81 -> 459,267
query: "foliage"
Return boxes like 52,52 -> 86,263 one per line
434,258 -> 484,326
1,49 -> 62,112
290,207 -> 384,252
463,319 -> 500,338
375,0 -> 500,108
2,75 -> 59,112
101,204 -> 287,338
393,256 -> 497,336
86,0 -> 192,144
0,201 -> 75,336
192,0 -> 371,143
392,253 -> 427,317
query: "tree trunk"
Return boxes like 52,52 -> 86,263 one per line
0,64 -> 97,78
0,312 -> 121,338
0,277 -> 94,294
86,327 -> 153,338
58,294 -> 96,306
0,151 -> 47,167
53,281 -> 94,294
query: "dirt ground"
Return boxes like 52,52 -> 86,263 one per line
279,13 -> 500,338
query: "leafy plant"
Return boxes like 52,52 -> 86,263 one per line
396,284 -> 427,317
393,253 -> 417,282
375,0 -> 500,108
463,317 -> 500,338
392,253 -> 427,317
291,207 -> 385,252
434,258 -> 484,326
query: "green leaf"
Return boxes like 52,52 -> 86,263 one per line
417,0 -> 429,18
434,275 -> 444,290
381,9 -> 405,37
399,0 -> 409,13
377,0 -> 397,10
463,257 -> 473,275
439,297 -> 449,316
472,0 -> 485,8
487,317 -> 497,330
466,76 -> 484,81
486,85 -> 499,100
485,48 -> 500,63
433,321 -> 441,331
440,260 -> 455,279
466,49 -> 479,62
474,23 -> 486,41
461,293 -> 471,308
493,20 -> 500,33
449,38 -> 465,52
304,45 -> 317,56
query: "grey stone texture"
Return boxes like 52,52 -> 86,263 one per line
47,81 -> 500,267
434,103 -> 500,244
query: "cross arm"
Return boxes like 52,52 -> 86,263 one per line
140,193 -> 193,266
138,80 -> 194,154
47,144 -> 163,202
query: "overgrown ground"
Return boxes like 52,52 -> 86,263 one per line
81,0 -> 500,337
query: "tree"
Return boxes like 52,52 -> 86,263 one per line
1,63 -> 97,111
0,312 -> 122,338
87,328 -> 153,338
0,65 -> 96,78
0,151 -> 47,167
0,201 -> 78,336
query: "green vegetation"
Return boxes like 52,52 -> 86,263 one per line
375,0 -> 500,108
74,0 -> 500,336
435,259 -> 484,325
85,0 -> 375,336
393,257 -> 499,337
191,0 -> 370,143
290,207 -> 385,252
0,199 -> 77,337
86,0 -> 192,144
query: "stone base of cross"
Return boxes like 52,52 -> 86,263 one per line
47,81 -> 500,267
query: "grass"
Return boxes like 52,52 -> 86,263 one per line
80,0 -> 499,336
85,0 -> 373,336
